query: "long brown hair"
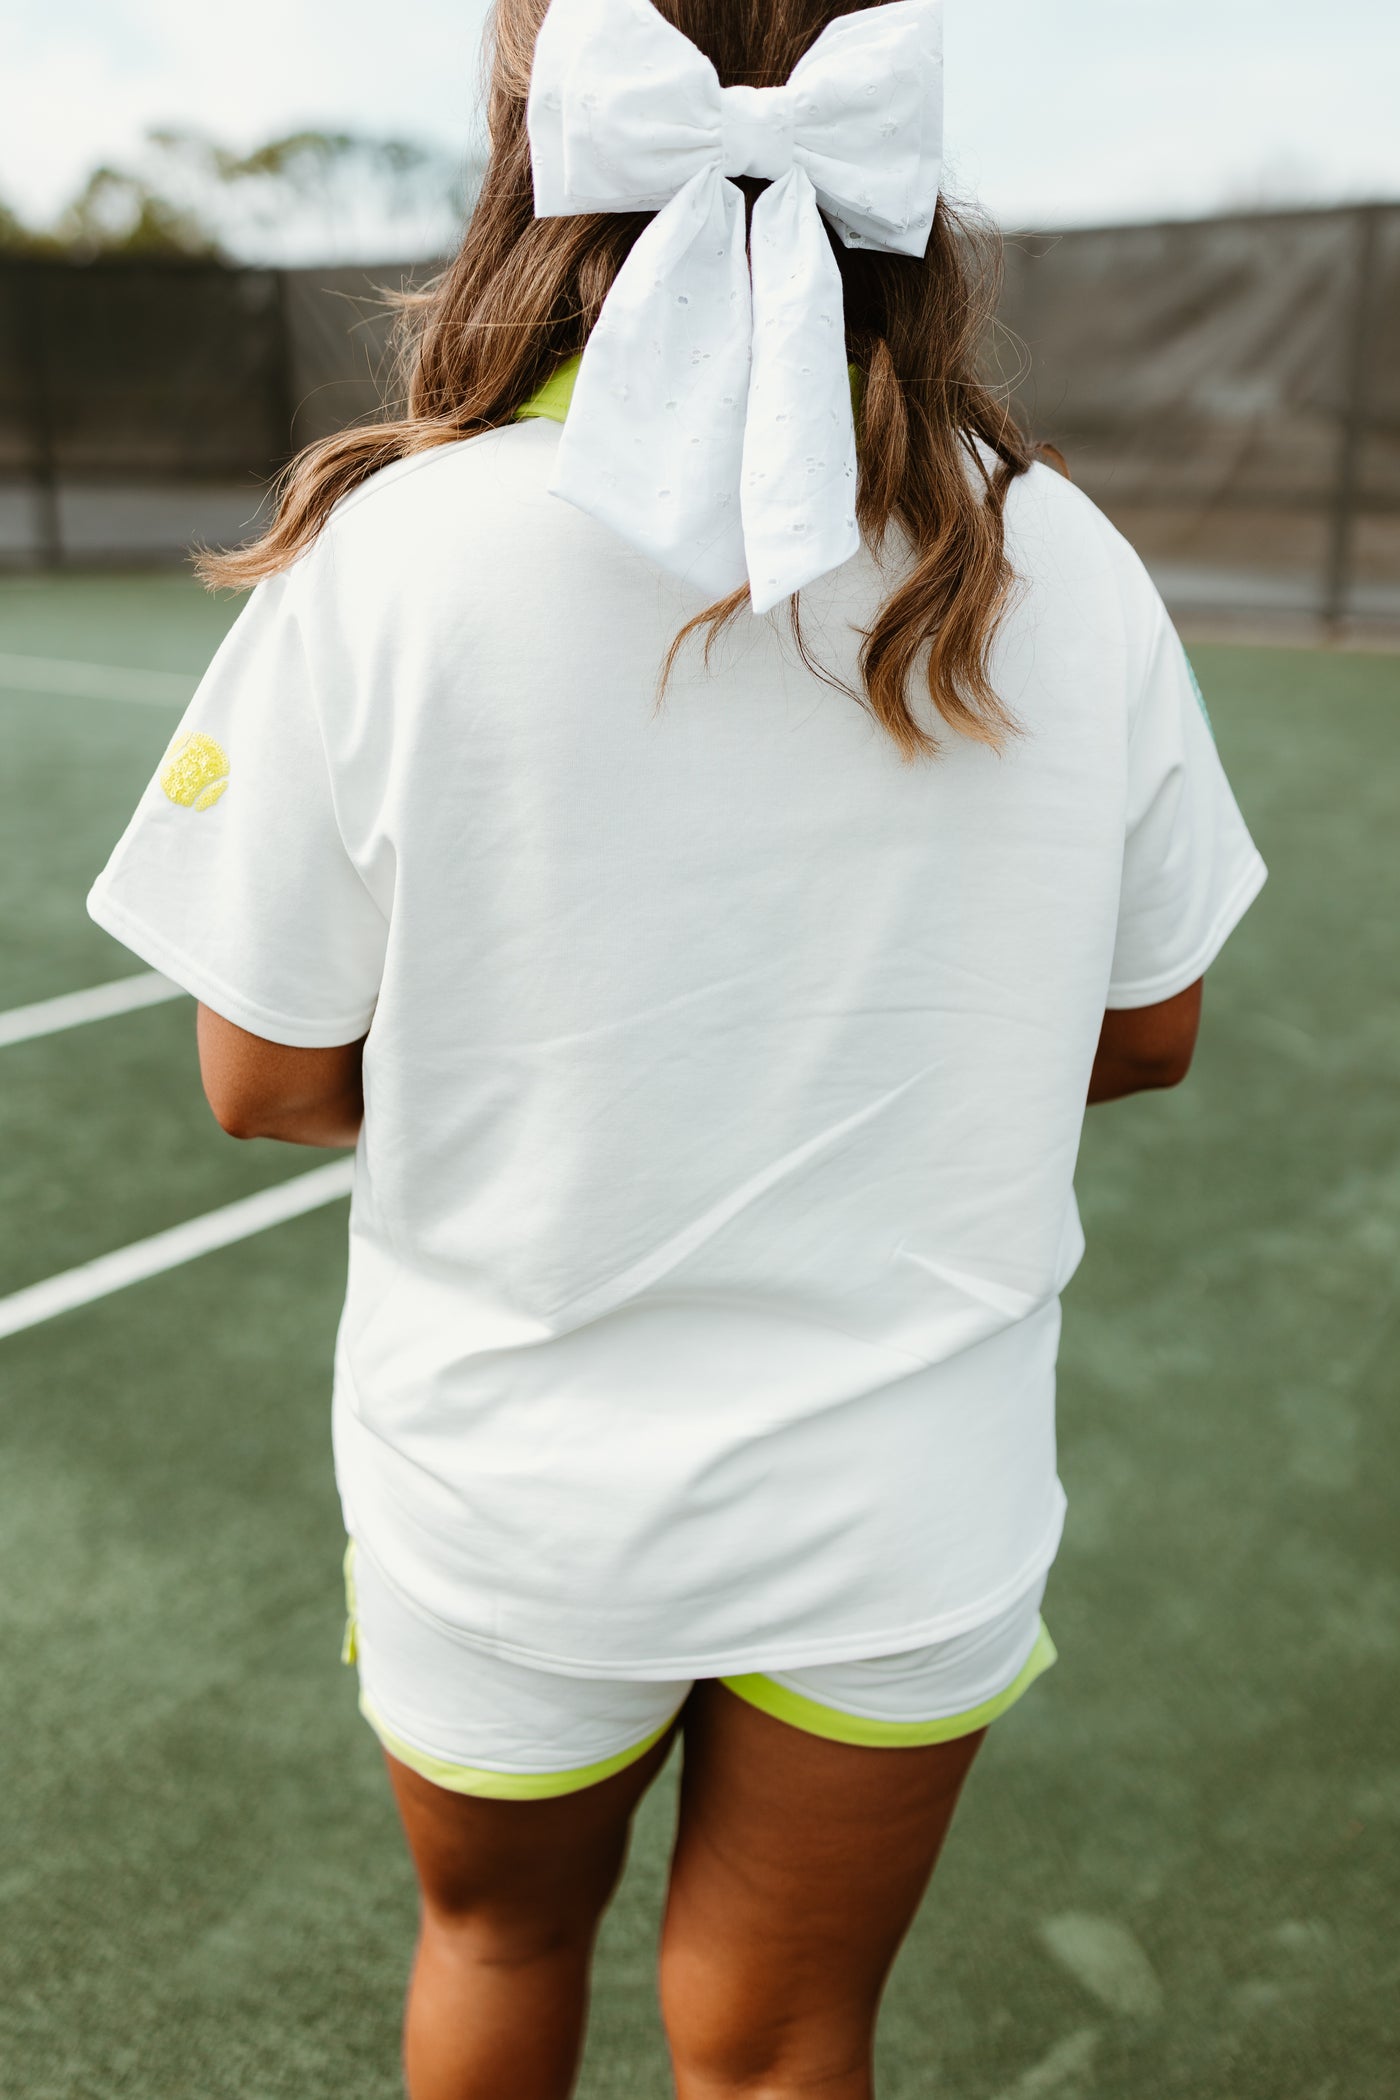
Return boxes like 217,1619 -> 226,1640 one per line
202,0 -> 1035,762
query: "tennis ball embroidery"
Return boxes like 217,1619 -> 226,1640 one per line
160,732 -> 229,811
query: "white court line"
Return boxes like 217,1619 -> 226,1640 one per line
0,651 -> 194,707
0,971 -> 186,1049
0,1159 -> 354,1342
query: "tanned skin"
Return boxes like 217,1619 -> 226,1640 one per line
195,1005 -> 367,1148
194,975 -> 1201,2098
1088,978 -> 1202,1103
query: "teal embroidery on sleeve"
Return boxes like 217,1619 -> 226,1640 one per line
1183,652 -> 1215,742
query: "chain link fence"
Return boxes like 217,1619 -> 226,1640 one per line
1,205 -> 1396,636
0,258 -> 421,568
998,206 -> 1399,634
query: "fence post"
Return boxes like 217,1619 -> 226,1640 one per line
1323,204 -> 1383,634
21,262 -> 62,568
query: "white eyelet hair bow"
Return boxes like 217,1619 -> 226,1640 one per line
527,0 -> 944,614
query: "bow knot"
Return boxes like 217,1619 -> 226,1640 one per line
528,0 -> 944,613
720,85 -> 796,181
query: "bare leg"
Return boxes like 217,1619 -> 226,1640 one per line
659,1684 -> 985,2099
384,1728 -> 675,2100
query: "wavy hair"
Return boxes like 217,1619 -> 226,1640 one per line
201,0 -> 1036,762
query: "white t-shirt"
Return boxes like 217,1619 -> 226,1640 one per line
88,421 -> 1266,1678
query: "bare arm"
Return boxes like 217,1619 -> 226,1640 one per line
196,1004 -> 366,1148
1087,979 -> 1202,1105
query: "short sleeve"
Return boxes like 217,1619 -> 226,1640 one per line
1106,604 -> 1267,1009
86,566 -> 387,1047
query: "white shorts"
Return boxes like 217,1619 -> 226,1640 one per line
342,1538 -> 1057,1799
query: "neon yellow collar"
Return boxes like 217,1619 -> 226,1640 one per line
516,355 -> 587,425
516,352 -> 865,425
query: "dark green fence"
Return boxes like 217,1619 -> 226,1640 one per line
2,205 -> 1396,630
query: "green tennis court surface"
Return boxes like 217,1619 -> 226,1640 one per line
1,572 -> 1396,2099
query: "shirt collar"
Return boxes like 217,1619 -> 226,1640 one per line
516,353 -> 865,426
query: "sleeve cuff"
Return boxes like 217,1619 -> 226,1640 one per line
86,882 -> 377,1050
1104,849 -> 1268,1011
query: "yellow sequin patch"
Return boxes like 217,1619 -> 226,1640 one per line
160,731 -> 229,811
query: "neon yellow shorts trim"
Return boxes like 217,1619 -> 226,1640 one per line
345,1540 -> 680,1799
719,1619 -> 1058,1748
359,1689 -> 680,1800
356,1630 -> 1055,1798
341,1539 -> 1056,1798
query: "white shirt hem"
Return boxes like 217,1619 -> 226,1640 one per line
1104,847 -> 1267,1010
86,882 -> 377,1049
340,1482 -> 1069,1683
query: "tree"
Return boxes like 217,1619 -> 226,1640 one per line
0,128 -> 473,263
0,196 -> 70,256
50,164 -> 223,259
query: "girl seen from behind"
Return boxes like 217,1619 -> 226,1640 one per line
88,1 -> 1267,2094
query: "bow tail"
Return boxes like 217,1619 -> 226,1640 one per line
550,166 -> 754,600
740,167 -> 860,617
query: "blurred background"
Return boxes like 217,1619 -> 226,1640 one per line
3,0 -> 1399,634
2,5 -> 1397,2099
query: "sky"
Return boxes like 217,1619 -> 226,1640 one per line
3,0 -> 1398,256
